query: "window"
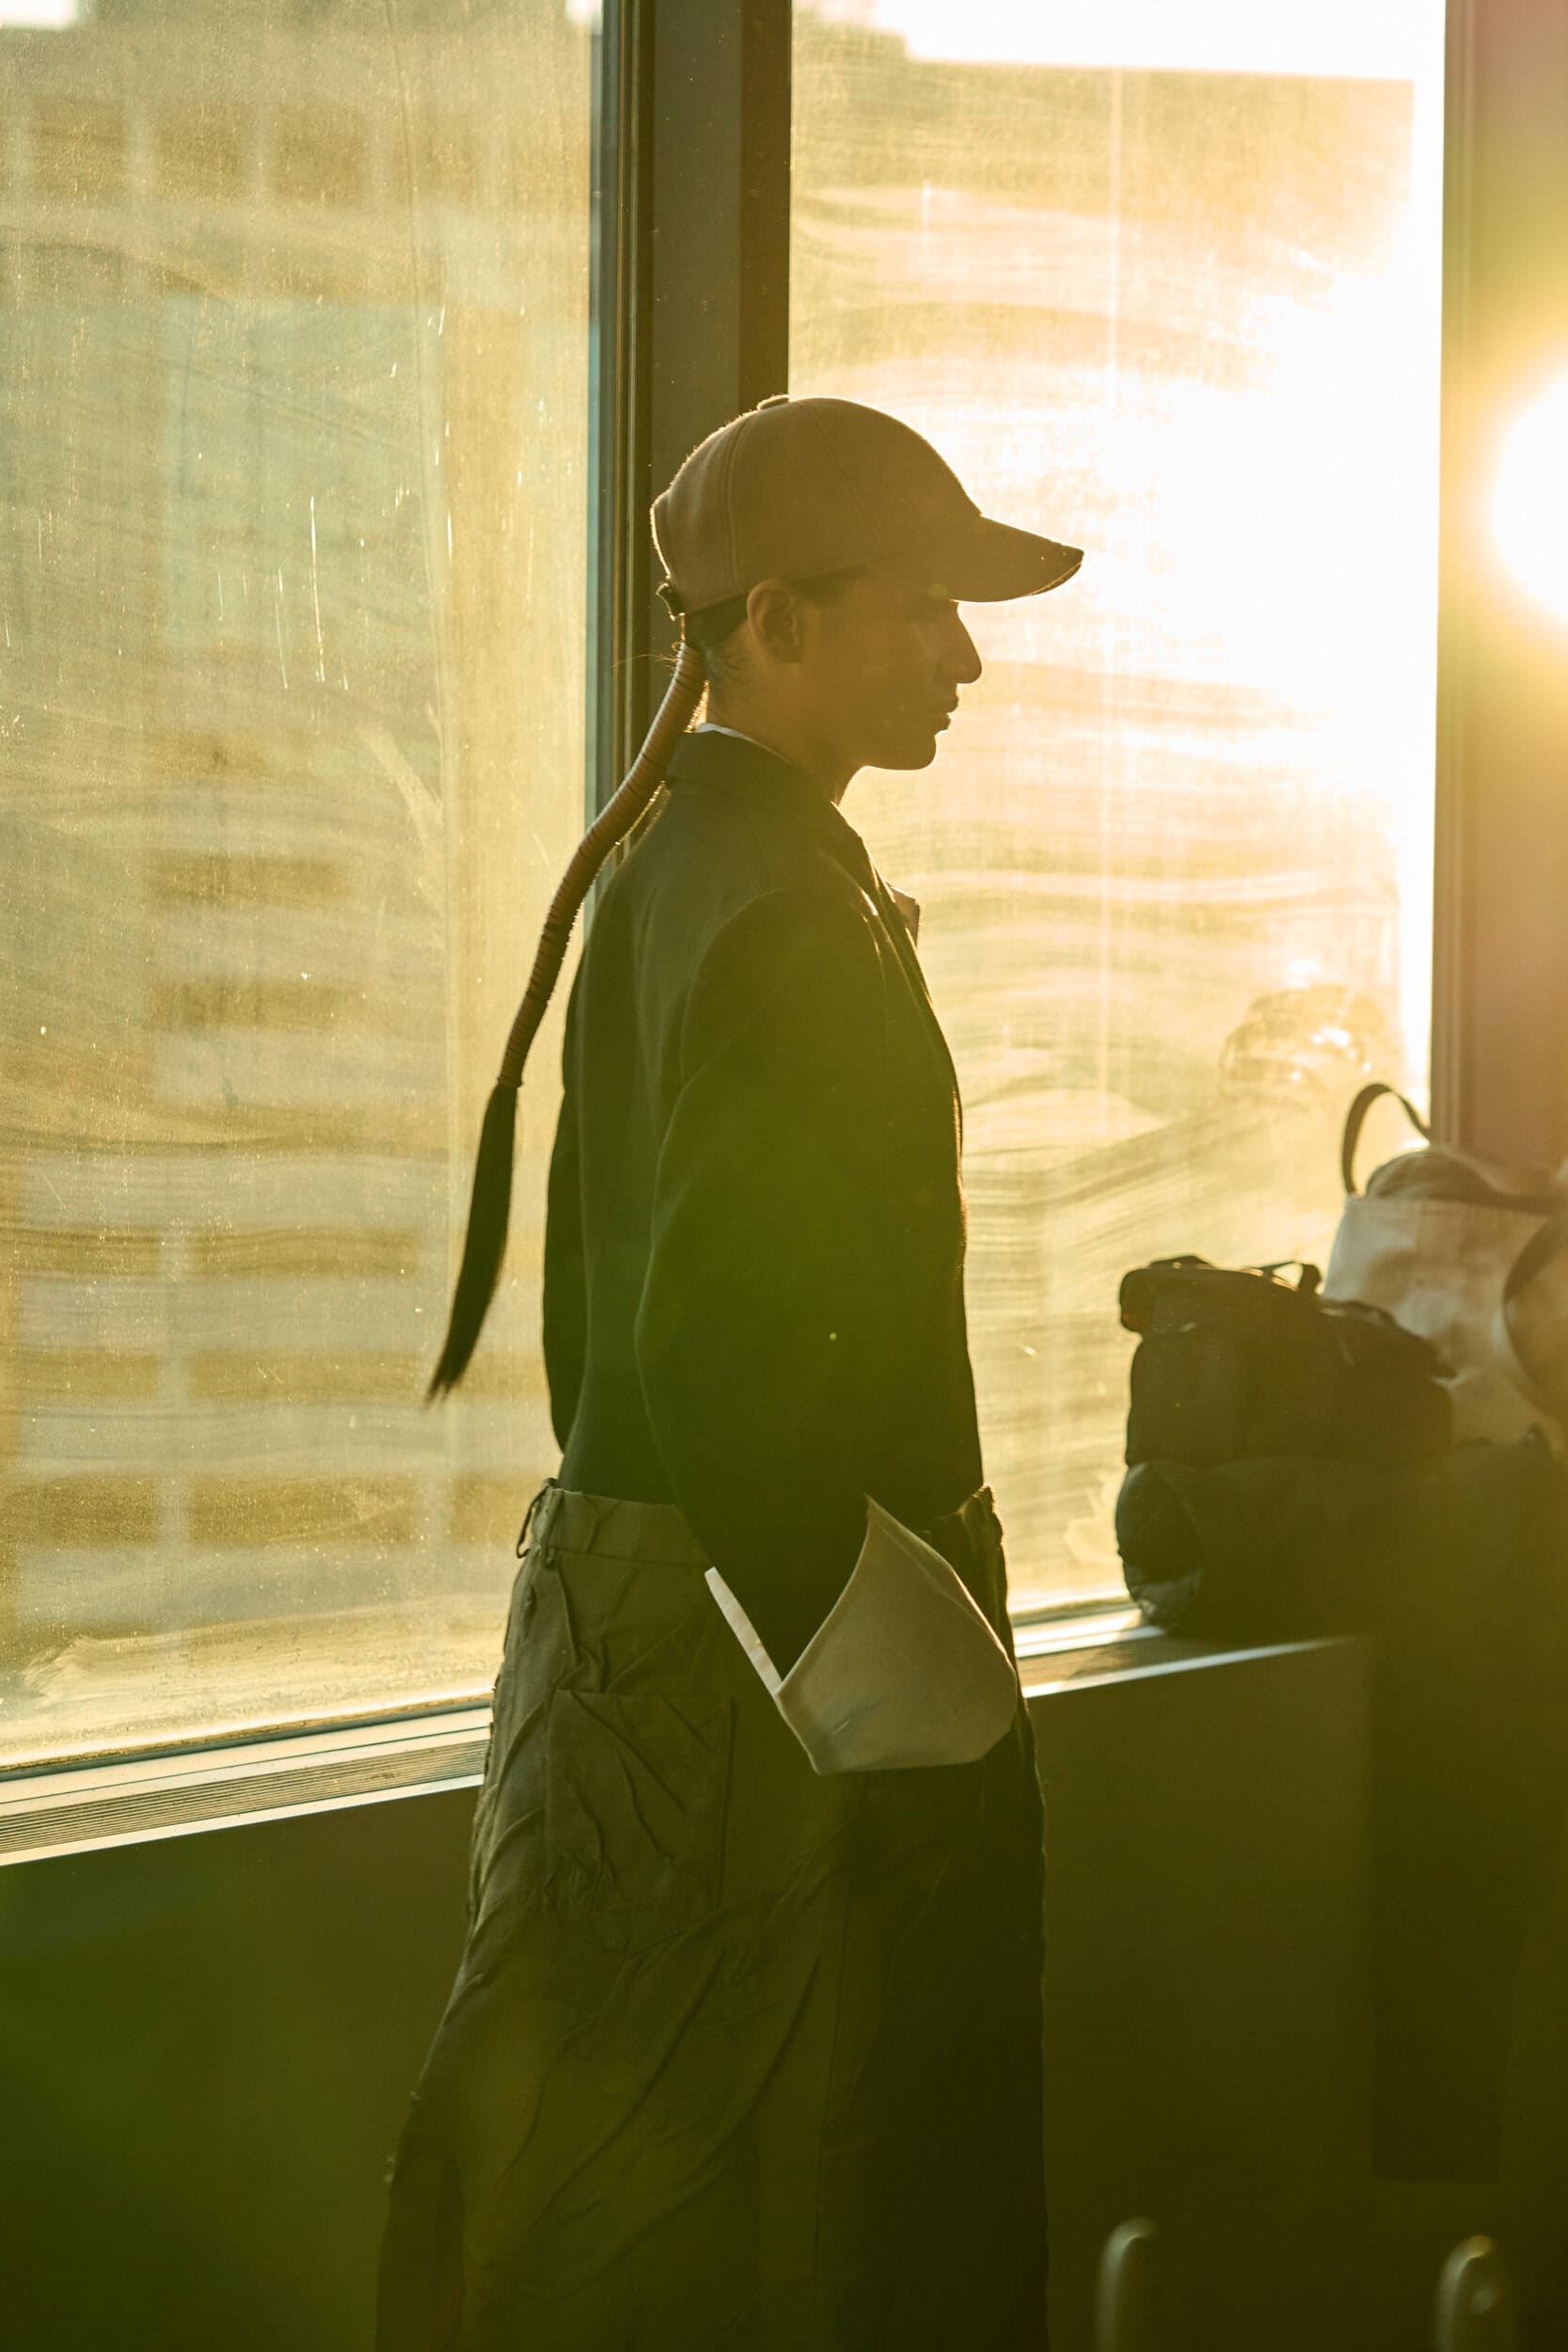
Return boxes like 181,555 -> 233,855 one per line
1,0 -> 1458,1786
791,0 -> 1448,1610
0,0 -> 593,1767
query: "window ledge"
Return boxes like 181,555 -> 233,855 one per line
0,1706 -> 492,1869
0,1620 -> 1360,1868
1020,1622 -> 1358,1697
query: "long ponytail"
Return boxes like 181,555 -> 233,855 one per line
428,637 -> 707,1397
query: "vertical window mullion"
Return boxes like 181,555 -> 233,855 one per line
589,0 -> 792,818
1433,0 -> 1568,1168
1429,0 -> 1474,1154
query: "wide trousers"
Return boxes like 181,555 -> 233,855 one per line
375,1483 -> 1049,2352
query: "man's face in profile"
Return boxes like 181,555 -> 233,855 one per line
798,562 -> 984,774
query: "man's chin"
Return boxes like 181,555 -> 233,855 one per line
868,732 -> 942,772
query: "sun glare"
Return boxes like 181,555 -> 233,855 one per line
822,0 -> 1440,76
1490,369 -> 1568,632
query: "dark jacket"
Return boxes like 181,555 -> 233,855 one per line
545,726 -> 985,1673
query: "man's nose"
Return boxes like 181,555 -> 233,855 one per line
947,612 -> 982,687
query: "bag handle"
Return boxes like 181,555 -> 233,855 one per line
1252,1259 -> 1322,1295
1340,1081 -> 1431,1196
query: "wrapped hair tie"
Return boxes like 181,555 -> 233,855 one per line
428,637 -> 706,1396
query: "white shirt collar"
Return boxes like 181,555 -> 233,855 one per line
694,722 -> 778,755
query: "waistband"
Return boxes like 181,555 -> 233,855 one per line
522,1481 -> 997,1570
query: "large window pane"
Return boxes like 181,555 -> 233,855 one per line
791,1 -> 1446,1610
0,1 -> 592,1765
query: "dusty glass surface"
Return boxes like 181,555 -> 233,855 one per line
792,1 -> 1446,1608
0,0 -> 591,1765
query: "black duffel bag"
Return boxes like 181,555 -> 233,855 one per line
1118,1254 -> 1452,1470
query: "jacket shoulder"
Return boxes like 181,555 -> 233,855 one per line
624,780 -> 865,914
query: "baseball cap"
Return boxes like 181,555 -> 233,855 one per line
652,394 -> 1083,617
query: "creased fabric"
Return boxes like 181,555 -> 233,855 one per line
376,1481 -> 1048,2352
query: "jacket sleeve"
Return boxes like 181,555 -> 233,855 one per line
633,885 -> 900,1675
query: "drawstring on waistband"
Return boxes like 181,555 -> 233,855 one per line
515,1478 -> 556,1561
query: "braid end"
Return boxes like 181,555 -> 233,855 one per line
427,1082 -> 518,1400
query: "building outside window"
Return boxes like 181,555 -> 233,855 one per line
0,0 -> 593,1766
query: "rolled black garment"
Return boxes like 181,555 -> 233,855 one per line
1115,1454 -> 1386,1639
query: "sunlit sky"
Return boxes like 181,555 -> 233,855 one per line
809,0 -> 1441,78
1491,369 -> 1568,634
0,0 -> 1434,72
792,0 -> 1449,1101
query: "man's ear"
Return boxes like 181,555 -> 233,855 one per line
745,577 -> 806,665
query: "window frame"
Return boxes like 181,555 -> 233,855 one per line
588,0 -> 792,809
601,0 -> 1568,1616
598,0 -> 1568,1173
12,0 -> 1561,1851
1432,0 -> 1568,1170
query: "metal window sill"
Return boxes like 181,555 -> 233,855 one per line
0,1614 -> 1356,1869
1019,1622 -> 1355,1697
0,1705 -> 494,1869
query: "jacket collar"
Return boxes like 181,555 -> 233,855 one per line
664,727 -> 960,1116
664,727 -> 879,892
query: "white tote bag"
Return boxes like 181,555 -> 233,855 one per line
1323,1084 -> 1568,1452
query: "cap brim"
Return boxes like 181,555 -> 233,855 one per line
927,516 -> 1084,603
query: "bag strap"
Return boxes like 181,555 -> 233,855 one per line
1501,1203 -> 1568,1409
1340,1082 -> 1431,1196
